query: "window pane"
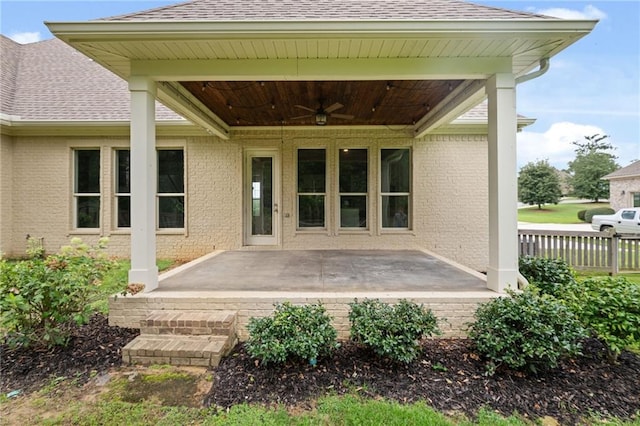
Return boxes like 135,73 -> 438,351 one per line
77,196 -> 100,228
298,149 -> 326,193
158,150 -> 184,193
116,150 -> 130,193
339,149 -> 367,193
382,195 -> 409,228
159,196 -> 184,228
117,196 -> 130,228
75,150 -> 100,193
634,193 -> 640,207
298,195 -> 325,228
340,195 -> 366,228
381,149 -> 410,193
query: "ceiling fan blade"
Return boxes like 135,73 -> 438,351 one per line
294,105 -> 316,113
330,113 -> 355,120
290,114 -> 314,120
324,102 -> 344,113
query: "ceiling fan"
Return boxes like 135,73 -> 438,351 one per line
291,101 -> 355,125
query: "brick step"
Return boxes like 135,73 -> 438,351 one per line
140,310 -> 236,336
122,334 -> 235,367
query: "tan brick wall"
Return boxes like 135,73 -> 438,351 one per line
608,178 -> 640,211
109,291 -> 499,338
0,134 -> 13,255
5,128 -> 488,271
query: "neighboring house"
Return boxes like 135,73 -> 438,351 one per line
604,160 -> 640,210
0,0 -> 596,293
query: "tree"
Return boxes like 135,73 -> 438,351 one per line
567,134 -> 618,202
518,159 -> 562,209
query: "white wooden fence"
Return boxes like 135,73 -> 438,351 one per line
518,230 -> 640,274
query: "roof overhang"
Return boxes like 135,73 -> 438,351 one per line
47,18 -> 596,136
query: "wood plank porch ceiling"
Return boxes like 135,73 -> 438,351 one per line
180,79 -> 466,126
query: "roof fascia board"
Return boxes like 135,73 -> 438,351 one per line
131,57 -> 512,81
47,19 -> 598,40
0,120 -> 208,137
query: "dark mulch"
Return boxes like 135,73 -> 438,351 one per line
206,339 -> 640,425
0,314 -> 139,394
2,316 -> 639,425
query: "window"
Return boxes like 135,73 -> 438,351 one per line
114,149 -> 185,229
157,149 -> 185,229
115,149 -> 130,228
633,192 -> 640,207
297,149 -> 326,228
621,210 -> 636,220
339,149 -> 368,228
74,149 -> 100,228
380,148 -> 410,229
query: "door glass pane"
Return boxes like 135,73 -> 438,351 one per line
252,157 -> 273,236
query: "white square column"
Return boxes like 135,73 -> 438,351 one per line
128,76 -> 159,291
486,73 -> 518,293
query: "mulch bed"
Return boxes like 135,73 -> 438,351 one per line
1,315 -> 639,425
207,339 -> 640,425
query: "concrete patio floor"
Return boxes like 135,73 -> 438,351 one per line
157,249 -> 488,292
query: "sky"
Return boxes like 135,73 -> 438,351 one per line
1,0 -> 638,171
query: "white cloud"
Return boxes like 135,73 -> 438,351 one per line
535,5 -> 607,20
8,32 -> 42,44
517,122 -> 607,170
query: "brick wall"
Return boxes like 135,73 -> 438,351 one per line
5,128 -> 488,271
608,178 -> 640,211
0,134 -> 13,255
109,291 -> 499,338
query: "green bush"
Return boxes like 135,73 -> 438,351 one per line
246,302 -> 338,366
468,289 -> 587,375
584,207 -> 615,223
577,209 -> 587,222
518,256 -> 576,297
0,237 -> 115,348
561,276 -> 640,363
348,299 -> 441,363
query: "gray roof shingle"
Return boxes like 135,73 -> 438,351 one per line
0,36 -> 181,121
604,160 -> 640,179
101,0 -> 554,22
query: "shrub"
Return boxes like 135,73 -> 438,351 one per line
518,256 -> 576,297
577,209 -> 587,222
0,237 -> 115,348
468,289 -> 587,375
348,299 -> 441,363
584,207 -> 615,223
561,276 -> 640,363
246,302 -> 338,366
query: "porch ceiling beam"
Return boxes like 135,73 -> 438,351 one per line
414,79 -> 487,138
156,82 -> 230,139
130,57 -> 513,81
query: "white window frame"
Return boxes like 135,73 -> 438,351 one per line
72,148 -> 101,230
296,147 -> 328,232
337,147 -> 369,231
113,148 -> 131,230
379,147 -> 412,231
156,148 -> 186,231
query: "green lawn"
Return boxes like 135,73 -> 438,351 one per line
518,202 -> 610,224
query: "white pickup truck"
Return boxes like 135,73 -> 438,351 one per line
591,207 -> 640,235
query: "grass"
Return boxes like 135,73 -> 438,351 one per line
518,201 -> 610,224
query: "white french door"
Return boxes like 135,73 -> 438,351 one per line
244,149 -> 280,245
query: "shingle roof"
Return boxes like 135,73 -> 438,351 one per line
102,0 -> 554,22
604,160 -> 640,179
0,35 -> 181,121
